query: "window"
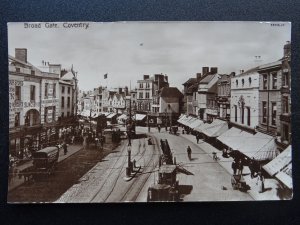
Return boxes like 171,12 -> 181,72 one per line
139,83 -> 143,88
271,102 -> 277,126
68,87 -> 71,94
247,107 -> 251,126
52,107 -> 56,121
282,96 -> 289,114
272,73 -> 277,89
282,72 -> 290,87
263,74 -> 268,89
236,80 -> 238,87
61,112 -> 64,118
14,112 -> 20,127
53,84 -> 56,98
241,104 -> 244,124
30,85 -> 35,101
62,86 -> 65,94
234,105 -> 237,122
282,124 -> 290,143
45,83 -> 49,98
146,83 -> 150,88
67,97 -> 70,107
249,77 -> 252,86
242,79 -> 245,87
61,96 -> 65,108
15,86 -> 21,101
139,92 -> 143,99
146,92 -> 150,99
262,101 -> 267,123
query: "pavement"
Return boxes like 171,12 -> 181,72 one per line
8,144 -> 83,192
179,127 -> 284,200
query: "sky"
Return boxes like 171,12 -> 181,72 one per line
8,21 -> 291,91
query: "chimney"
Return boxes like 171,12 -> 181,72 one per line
210,67 -> 218,74
164,75 -> 168,83
119,88 -> 122,94
143,75 -> 150,80
284,41 -> 291,57
202,67 -> 209,76
196,73 -> 202,81
15,48 -> 27,63
230,72 -> 236,77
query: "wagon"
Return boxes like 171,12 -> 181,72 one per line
32,146 -> 59,180
231,174 -> 250,192
169,126 -> 178,135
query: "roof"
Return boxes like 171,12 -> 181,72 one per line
61,71 -> 74,80
257,60 -> 282,71
59,80 -> 74,86
160,87 -> 183,98
182,78 -> 197,86
199,74 -> 216,84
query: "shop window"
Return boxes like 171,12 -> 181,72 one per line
236,80 -> 238,87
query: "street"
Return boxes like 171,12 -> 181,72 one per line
57,127 -> 253,202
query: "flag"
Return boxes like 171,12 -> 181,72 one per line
104,73 -> 108,79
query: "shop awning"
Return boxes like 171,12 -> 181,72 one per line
135,114 -> 147,121
178,115 -> 189,125
106,113 -> 117,119
181,117 -> 194,126
263,145 -> 292,176
276,163 -> 292,189
188,119 -> 204,129
194,121 -> 213,133
177,114 -> 185,123
217,127 -> 277,161
117,114 -> 127,120
184,117 -> 197,127
201,119 -> 228,137
241,132 -> 277,161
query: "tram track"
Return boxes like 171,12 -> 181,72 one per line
120,134 -> 161,202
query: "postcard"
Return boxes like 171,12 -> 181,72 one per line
7,21 -> 292,203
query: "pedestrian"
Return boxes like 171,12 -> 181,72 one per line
238,159 -> 244,175
257,171 -> 265,193
231,160 -> 237,175
196,134 -> 200,144
63,142 -> 68,155
187,146 -> 192,160
158,125 -> 161,133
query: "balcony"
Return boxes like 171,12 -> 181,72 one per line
280,114 -> 291,123
280,86 -> 290,94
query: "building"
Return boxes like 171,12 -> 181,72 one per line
217,73 -> 233,120
136,74 -> 169,113
230,68 -> 259,130
182,77 -> 198,116
197,67 -> 219,122
9,48 -> 60,161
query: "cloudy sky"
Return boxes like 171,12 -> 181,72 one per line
8,21 -> 291,91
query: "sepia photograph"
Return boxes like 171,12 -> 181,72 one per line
7,21 -> 292,203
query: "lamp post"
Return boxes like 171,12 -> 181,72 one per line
126,142 -> 132,177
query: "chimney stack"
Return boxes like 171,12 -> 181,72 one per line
202,67 -> 209,76
196,73 -> 202,81
15,48 -> 27,63
143,75 -> 150,80
230,72 -> 236,77
284,41 -> 291,57
210,67 -> 218,74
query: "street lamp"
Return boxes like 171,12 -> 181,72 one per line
126,142 -> 132,177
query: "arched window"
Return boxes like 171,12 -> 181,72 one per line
249,77 -> 252,85
236,79 -> 238,87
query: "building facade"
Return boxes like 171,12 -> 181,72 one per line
230,68 -> 259,130
217,73 -> 233,120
